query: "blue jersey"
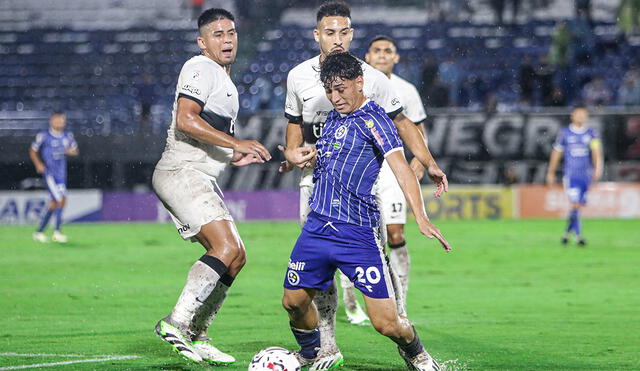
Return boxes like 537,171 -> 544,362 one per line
310,100 -> 403,227
31,129 -> 77,183
553,125 -> 599,179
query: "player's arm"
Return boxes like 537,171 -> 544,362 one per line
280,122 -> 316,171
590,138 -> 603,182
546,149 -> 563,186
66,134 -> 79,156
408,122 -> 427,180
386,149 -> 451,251
176,97 -> 271,161
393,112 -> 447,197
28,147 -> 45,174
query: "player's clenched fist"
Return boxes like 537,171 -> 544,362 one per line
279,145 -> 316,169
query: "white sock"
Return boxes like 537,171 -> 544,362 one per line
169,256 -> 227,331
389,245 -> 410,305
313,280 -> 339,354
190,281 -> 230,340
338,271 -> 358,312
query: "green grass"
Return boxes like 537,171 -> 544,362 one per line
1,219 -> 639,370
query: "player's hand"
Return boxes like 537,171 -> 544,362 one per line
66,147 -> 79,156
233,139 -> 271,162
417,217 -> 451,252
230,152 -> 262,167
546,173 -> 555,186
35,163 -> 46,174
279,145 -> 316,169
427,164 -> 448,197
410,158 -> 425,180
279,159 -> 294,173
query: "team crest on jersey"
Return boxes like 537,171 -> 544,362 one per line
287,270 -> 300,285
192,70 -> 200,80
334,125 -> 348,139
365,120 -> 375,129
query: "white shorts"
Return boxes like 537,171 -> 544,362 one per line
152,167 -> 233,240
377,160 -> 407,225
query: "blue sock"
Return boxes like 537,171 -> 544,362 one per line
566,210 -> 576,234
54,207 -> 63,231
291,326 -> 320,360
572,209 -> 582,236
37,208 -> 54,232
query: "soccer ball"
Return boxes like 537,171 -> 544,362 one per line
248,346 -> 301,371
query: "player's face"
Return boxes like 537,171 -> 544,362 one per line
197,18 -> 237,66
314,16 -> 353,57
365,40 -> 399,76
571,108 -> 589,126
324,76 -> 365,114
49,114 -> 66,132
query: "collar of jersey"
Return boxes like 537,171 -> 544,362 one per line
569,124 -> 588,134
48,129 -> 64,138
339,99 -> 371,118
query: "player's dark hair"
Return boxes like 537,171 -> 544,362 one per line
198,8 -> 234,29
316,1 -> 351,22
51,111 -> 64,117
368,35 -> 397,50
320,51 -> 363,87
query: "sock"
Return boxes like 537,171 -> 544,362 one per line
572,209 -> 582,236
338,271 -> 358,312
169,255 -> 228,331
53,207 -> 63,231
37,208 -> 54,232
386,255 -> 407,317
567,209 -> 578,235
291,326 -> 321,360
389,241 -> 410,304
313,280 -> 339,354
400,327 -> 425,359
190,273 -> 234,340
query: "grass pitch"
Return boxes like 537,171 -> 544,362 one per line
1,219 -> 638,370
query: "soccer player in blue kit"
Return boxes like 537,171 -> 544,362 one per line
546,105 -> 603,246
29,112 -> 78,243
282,52 -> 451,371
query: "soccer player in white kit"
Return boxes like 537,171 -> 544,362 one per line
280,2 -> 447,369
151,8 -> 271,365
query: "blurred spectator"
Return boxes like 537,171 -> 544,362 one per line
618,0 -> 640,36
424,78 -> 449,108
549,86 -> 567,107
549,21 -> 571,68
618,75 -> 640,106
535,57 -> 555,106
582,76 -> 612,106
136,73 -> 156,132
518,57 -> 536,105
575,0 -> 592,25
438,56 -> 461,107
490,0 -> 520,24
570,17 -> 595,65
420,59 -> 439,98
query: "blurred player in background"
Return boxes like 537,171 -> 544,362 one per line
546,105 -> 603,246
280,2 -> 447,369
282,52 -> 450,371
29,112 -> 78,243
151,8 -> 271,365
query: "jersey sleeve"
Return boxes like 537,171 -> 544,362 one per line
31,132 -> 45,151
552,129 -> 566,152
284,72 -> 302,124
66,132 -> 78,149
589,128 -> 602,150
402,84 -> 427,124
368,67 -> 403,119
365,110 -> 403,157
177,62 -> 216,108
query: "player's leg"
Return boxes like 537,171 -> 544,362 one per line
387,223 -> 410,304
299,171 -> 343,367
283,288 -> 322,362
338,271 -> 369,325
51,196 -> 68,243
33,199 -> 56,242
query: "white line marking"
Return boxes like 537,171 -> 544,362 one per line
0,355 -> 140,370
0,354 -> 88,358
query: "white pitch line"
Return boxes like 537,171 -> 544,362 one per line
0,355 -> 140,370
0,354 -> 88,358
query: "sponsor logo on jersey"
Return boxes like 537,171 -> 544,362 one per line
334,125 -> 347,139
288,260 -> 306,271
370,127 -> 385,146
365,120 -> 374,129
192,71 -> 200,80
391,98 -> 400,106
332,142 -> 340,149
287,270 -> 300,285
182,84 -> 201,96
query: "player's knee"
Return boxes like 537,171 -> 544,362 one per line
282,294 -> 307,316
229,248 -> 246,273
371,317 -> 402,338
387,226 -> 405,246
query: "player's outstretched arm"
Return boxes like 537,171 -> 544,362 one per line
392,113 -> 448,197
386,150 -> 451,252
281,123 -> 316,169
546,149 -> 562,186
28,147 -> 45,174
176,97 -> 271,162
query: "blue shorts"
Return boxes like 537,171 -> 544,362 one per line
564,176 -> 590,205
283,211 -> 392,299
44,173 -> 67,202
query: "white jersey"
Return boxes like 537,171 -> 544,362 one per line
389,73 -> 427,124
156,55 -> 239,179
285,54 -> 403,145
